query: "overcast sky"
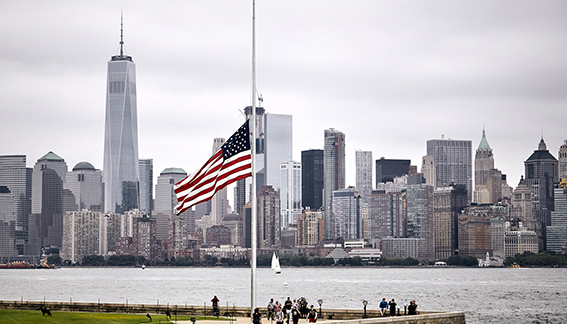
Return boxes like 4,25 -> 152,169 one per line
1,1 -> 566,204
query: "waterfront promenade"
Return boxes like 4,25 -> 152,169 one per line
0,300 -> 465,324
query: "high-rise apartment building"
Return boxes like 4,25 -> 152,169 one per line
332,188 -> 362,240
323,128 -> 345,240
61,210 -> 107,264
138,159 -> 153,214
355,151 -> 373,200
65,162 -> 104,212
297,208 -> 323,245
427,138 -> 472,202
0,155 -> 31,254
264,114 -> 293,191
154,168 -> 187,240
524,137 -> 558,250
406,174 -> 435,261
234,179 -> 247,215
103,22 -> 140,214
257,186 -> 281,249
375,158 -> 410,185
280,161 -> 302,228
367,191 -> 404,240
211,138 -> 228,225
301,149 -> 324,211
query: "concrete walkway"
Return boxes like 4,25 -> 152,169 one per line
175,318 -> 324,324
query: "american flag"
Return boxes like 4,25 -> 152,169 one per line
174,120 -> 252,215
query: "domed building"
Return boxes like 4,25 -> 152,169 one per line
65,161 -> 104,212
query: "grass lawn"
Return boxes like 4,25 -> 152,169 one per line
0,309 -> 225,323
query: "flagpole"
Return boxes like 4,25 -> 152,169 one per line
250,0 -> 258,316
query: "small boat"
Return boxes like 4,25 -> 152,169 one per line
271,252 -> 281,275
141,264 -> 146,270
510,262 -> 520,269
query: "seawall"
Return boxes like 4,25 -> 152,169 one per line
0,300 -> 465,324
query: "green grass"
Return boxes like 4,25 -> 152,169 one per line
0,309 -> 225,324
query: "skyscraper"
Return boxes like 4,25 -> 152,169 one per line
474,127 -> 494,189
138,159 -> 153,215
103,20 -> 140,214
433,184 -> 467,259
244,106 -> 265,196
367,191 -> 404,240
280,161 -> 302,228
154,167 -> 187,240
323,128 -> 345,240
264,113 -> 293,191
558,140 -> 567,181
375,158 -> 410,184
546,183 -> 567,253
65,162 -> 104,212
524,137 -> 558,250
29,152 -> 70,255
426,138 -> 472,202
211,138 -> 228,225
332,187 -> 362,240
297,208 -> 323,245
406,174 -> 435,261
301,149 -> 324,211
473,128 -> 503,204
257,185 -> 281,249
0,155 -> 31,254
421,155 -> 436,187
355,150 -> 373,200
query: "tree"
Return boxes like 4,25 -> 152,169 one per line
47,254 -> 62,266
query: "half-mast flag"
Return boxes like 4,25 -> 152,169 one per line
174,120 -> 252,215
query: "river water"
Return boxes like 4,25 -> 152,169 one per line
1,267 -> 565,323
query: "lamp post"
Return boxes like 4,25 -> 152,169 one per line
362,300 -> 368,318
317,299 -> 323,319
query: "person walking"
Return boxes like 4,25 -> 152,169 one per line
291,305 -> 300,324
283,297 -> 293,324
379,298 -> 388,316
267,298 -> 275,321
388,299 -> 397,317
276,306 -> 284,324
253,307 -> 262,324
308,305 -> 317,323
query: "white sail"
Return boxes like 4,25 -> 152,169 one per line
271,252 -> 282,274
271,253 -> 277,270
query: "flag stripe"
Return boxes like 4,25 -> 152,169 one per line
174,120 -> 252,215
175,150 -> 250,201
176,153 -> 251,205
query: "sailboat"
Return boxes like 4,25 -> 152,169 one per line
271,252 -> 281,274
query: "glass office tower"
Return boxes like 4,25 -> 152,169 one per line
103,24 -> 140,213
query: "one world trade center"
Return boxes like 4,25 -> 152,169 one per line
103,19 -> 139,213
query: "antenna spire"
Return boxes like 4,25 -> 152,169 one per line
120,13 -> 124,57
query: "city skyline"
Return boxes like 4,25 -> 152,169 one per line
1,1 -> 566,199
